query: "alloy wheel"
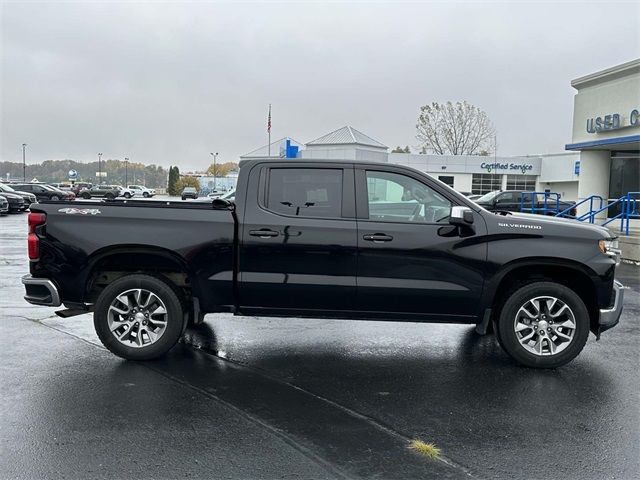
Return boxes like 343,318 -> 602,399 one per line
107,288 -> 168,348
513,296 -> 576,356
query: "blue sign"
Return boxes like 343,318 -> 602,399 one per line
68,169 -> 78,180
574,161 -> 580,175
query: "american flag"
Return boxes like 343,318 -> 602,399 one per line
267,104 -> 271,133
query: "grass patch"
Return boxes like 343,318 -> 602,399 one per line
408,439 -> 441,459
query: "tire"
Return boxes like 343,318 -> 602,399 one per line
82,193 -> 91,199
496,281 -> 589,368
105,194 -> 115,201
143,192 -> 150,198
124,193 -> 132,199
51,195 -> 60,201
94,274 -> 185,360
181,196 -> 186,201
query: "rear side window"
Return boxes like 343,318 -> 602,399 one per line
266,168 -> 343,218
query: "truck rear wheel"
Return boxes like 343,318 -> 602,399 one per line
94,274 -> 184,360
496,282 -> 589,368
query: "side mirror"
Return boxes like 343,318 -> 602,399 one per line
449,206 -> 474,226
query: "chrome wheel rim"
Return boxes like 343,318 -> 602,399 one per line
514,296 -> 576,356
107,289 -> 168,348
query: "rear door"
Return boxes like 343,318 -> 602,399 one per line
239,162 -> 357,315
355,167 -> 486,321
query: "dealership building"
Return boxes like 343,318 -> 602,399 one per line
240,59 -> 639,233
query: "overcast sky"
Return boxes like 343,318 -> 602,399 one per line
1,0 -> 638,170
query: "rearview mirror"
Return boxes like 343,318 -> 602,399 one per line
449,206 -> 474,226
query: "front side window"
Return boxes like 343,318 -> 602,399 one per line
266,168 -> 343,218
366,171 -> 451,223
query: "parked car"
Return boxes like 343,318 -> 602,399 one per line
11,183 -> 74,202
0,183 -> 37,210
50,182 -> 73,192
127,185 -> 156,198
79,185 -> 127,200
0,195 -> 9,215
71,182 -> 93,195
181,186 -> 198,200
23,159 -> 624,369
207,189 -> 235,200
0,190 -> 25,212
475,190 -> 577,217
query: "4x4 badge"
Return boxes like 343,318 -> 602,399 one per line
58,207 -> 101,215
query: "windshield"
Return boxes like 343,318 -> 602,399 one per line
0,184 -> 16,192
476,190 -> 500,203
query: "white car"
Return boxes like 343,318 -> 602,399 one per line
127,185 -> 156,198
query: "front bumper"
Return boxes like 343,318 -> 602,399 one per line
22,274 -> 62,307
599,280 -> 625,333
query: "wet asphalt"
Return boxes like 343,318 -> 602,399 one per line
1,210 -> 638,479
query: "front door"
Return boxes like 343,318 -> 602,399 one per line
239,163 -> 358,316
355,168 -> 486,321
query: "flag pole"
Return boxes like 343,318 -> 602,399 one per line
267,104 -> 271,156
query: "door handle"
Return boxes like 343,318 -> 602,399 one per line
249,229 -> 279,238
363,233 -> 393,243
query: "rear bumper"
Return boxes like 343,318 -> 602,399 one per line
599,280 -> 625,333
22,274 -> 62,307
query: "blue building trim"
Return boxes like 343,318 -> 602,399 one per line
565,134 -> 640,151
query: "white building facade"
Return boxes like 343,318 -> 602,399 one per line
565,59 -> 640,219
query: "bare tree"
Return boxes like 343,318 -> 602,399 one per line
416,101 -> 496,155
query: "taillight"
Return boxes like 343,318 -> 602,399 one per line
28,212 -> 46,260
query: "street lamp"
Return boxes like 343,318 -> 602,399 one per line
210,152 -> 219,190
22,144 -> 27,182
124,157 -> 129,185
98,153 -> 103,183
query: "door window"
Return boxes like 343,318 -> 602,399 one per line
365,171 -> 451,223
496,192 -> 517,204
266,168 -> 343,218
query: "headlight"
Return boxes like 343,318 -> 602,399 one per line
599,238 -> 621,264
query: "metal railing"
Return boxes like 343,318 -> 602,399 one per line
555,192 -> 639,235
519,191 -> 567,217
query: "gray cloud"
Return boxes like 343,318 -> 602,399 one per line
1,0 -> 638,170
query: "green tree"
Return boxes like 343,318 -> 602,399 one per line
206,161 -> 238,177
167,166 -> 181,195
176,176 -> 200,193
391,146 -> 411,153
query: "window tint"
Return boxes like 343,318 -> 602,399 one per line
266,168 -> 343,218
366,171 -> 451,223
497,192 -> 517,203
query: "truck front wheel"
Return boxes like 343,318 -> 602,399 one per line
497,282 -> 590,368
94,274 -> 184,360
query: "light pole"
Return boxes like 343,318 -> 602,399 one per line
210,152 -> 219,190
22,144 -> 27,182
124,157 -> 129,185
98,153 -> 103,183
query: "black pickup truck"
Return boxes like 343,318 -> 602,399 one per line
22,159 -> 625,368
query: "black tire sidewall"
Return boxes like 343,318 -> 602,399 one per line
94,274 -> 184,360
51,195 -> 59,201
143,192 -> 149,198
498,282 -> 590,368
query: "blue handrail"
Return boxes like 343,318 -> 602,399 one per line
520,191 -> 564,216
555,195 -> 603,222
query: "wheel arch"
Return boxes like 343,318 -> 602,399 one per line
84,246 -> 199,315
483,258 -> 600,334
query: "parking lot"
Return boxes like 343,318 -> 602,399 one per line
1,210 -> 639,479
